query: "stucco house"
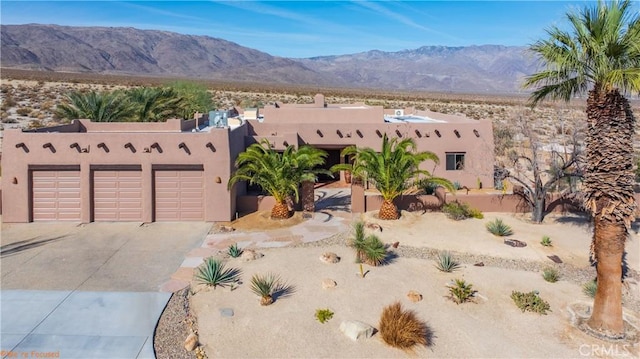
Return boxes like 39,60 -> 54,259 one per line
0,94 -> 494,223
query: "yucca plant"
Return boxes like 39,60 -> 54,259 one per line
583,280 -> 598,298
350,221 -> 387,266
435,252 -> 461,273
449,279 -> 475,304
250,272 -> 281,306
227,243 -> 243,258
194,258 -> 241,288
485,218 -> 514,237
542,267 -> 560,283
379,302 -> 429,350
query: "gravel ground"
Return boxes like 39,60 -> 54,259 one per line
154,288 -> 199,359
154,230 -> 640,357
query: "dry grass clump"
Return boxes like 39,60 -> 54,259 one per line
379,302 -> 430,351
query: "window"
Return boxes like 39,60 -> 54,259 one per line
446,152 -> 465,170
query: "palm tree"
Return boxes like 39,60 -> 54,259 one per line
126,87 -> 184,122
55,90 -> 135,122
228,140 -> 330,219
334,134 -> 452,220
524,0 -> 639,338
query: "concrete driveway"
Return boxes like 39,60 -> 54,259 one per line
1,221 -> 212,358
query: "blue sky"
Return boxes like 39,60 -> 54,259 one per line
1,1 -> 608,58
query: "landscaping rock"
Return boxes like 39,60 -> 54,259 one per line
365,222 -> 382,231
184,332 -> 198,352
407,290 -> 423,302
322,279 -> 337,289
339,320 -> 375,341
547,255 -> 563,264
320,252 -> 340,264
392,241 -> 399,248
474,262 -> 485,267
504,239 -> 527,247
241,249 -> 263,261
218,225 -> 235,233
220,308 -> 234,317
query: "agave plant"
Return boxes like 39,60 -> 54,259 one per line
435,252 -> 461,273
194,257 -> 241,288
485,218 -> 514,237
227,243 -> 243,258
350,221 -> 387,266
250,272 -> 281,306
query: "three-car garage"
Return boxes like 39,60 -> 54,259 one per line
29,166 -> 206,222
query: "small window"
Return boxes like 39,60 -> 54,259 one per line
446,152 -> 465,171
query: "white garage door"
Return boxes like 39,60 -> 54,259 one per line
93,170 -> 143,221
155,170 -> 204,221
32,170 -> 81,221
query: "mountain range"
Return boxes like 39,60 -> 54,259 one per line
1,24 -> 539,94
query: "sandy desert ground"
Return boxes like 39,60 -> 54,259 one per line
190,212 -> 639,358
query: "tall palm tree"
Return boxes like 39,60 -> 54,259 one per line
126,87 -> 184,122
524,0 -> 639,338
228,140 -> 330,219
334,134 -> 452,220
55,90 -> 135,122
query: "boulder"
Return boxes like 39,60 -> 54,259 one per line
339,320 -> 375,341
241,249 -> 263,261
322,279 -> 337,289
407,290 -> 422,303
320,252 -> 340,264
184,332 -> 198,352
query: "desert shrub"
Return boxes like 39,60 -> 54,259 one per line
449,279 -> 475,304
351,221 -> 387,266
315,308 -> 334,324
511,291 -> 551,315
28,120 -> 44,129
453,181 -> 462,190
442,201 -> 483,220
485,218 -> 513,236
194,258 -> 241,288
379,302 -> 429,350
582,280 -> 597,298
540,235 -> 552,247
435,252 -> 461,273
16,107 -> 32,116
227,243 -> 243,258
250,272 -> 282,306
542,267 -> 560,283
1,117 -> 17,124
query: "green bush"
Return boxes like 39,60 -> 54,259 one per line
442,201 -> 483,220
542,267 -> 560,283
315,308 -> 334,324
449,279 -> 475,304
540,235 -> 552,247
435,252 -> 461,273
485,218 -> 514,237
511,291 -> 551,314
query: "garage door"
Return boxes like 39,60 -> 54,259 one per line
32,170 -> 81,221
93,170 -> 143,221
155,170 -> 204,221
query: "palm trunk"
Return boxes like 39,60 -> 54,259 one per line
588,217 -> 625,338
379,199 -> 399,220
583,88 -> 636,338
271,201 -> 291,219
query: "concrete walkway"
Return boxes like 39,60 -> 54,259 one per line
1,221 -> 212,359
162,208 -> 353,292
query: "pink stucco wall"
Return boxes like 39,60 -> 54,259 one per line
1,119 -> 244,222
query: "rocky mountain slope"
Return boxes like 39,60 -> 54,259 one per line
1,24 -> 538,94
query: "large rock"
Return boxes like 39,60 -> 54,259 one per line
320,252 -> 340,264
407,290 -> 423,303
322,279 -> 337,289
184,332 -> 198,352
339,320 -> 375,341
241,249 -> 264,261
